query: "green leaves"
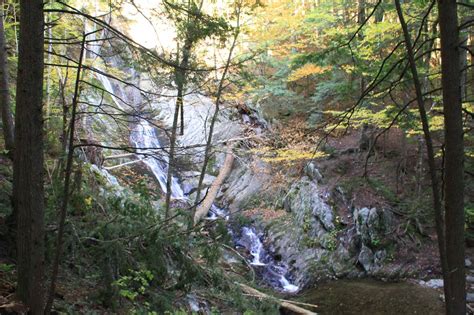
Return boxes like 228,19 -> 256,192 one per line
164,0 -> 232,45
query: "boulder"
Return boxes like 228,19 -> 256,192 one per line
304,162 -> 323,183
354,207 -> 393,248
358,244 -> 375,272
287,178 -> 335,231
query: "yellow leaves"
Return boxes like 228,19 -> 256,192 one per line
287,63 -> 329,82
251,146 -> 327,164
84,196 -> 93,209
429,115 -> 444,132
341,64 -> 355,74
249,0 -> 308,47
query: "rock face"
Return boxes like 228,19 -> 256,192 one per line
304,162 -> 323,183
284,178 -> 334,231
151,88 -> 242,151
354,207 -> 393,273
222,166 -> 406,288
264,176 -> 354,287
220,158 -> 272,213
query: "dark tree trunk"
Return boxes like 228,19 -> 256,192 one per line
0,0 -> 14,153
459,0 -> 468,101
394,0 -> 451,311
437,0 -> 466,313
374,0 -> 385,23
13,0 -> 45,313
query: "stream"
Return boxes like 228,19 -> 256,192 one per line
130,117 -> 300,293
91,54 -> 448,313
94,66 -> 300,294
125,93 -> 445,314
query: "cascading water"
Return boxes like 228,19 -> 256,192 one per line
240,227 -> 266,266
130,121 -> 184,199
235,226 -> 299,293
90,56 -> 184,198
90,45 -> 298,293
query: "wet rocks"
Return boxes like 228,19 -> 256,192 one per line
181,171 -> 216,195
468,293 -> 474,303
466,258 -> 472,268
418,279 -> 444,289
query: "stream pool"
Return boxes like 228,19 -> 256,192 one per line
289,279 -> 444,314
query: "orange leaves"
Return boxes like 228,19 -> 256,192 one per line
287,63 -> 330,82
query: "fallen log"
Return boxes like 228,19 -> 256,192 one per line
194,143 -> 235,224
236,282 -> 318,315
103,153 -> 135,160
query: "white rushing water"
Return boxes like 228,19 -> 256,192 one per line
88,44 -> 185,199
130,121 -> 184,199
241,227 -> 266,266
236,226 -> 299,293
280,276 -> 300,293
89,42 -> 298,292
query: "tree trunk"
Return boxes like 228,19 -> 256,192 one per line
192,10 -> 241,227
237,282 -> 317,315
374,0 -> 384,23
437,0 -> 466,313
44,33 -> 86,315
0,0 -> 14,153
394,0 -> 451,311
194,144 -> 235,224
459,0 -> 468,101
13,0 -> 45,313
164,39 -> 192,217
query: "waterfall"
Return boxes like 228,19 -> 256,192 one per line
130,121 -> 184,199
89,44 -> 298,293
241,227 -> 266,266
235,226 -> 299,293
88,49 -> 184,198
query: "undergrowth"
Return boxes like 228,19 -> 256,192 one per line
41,163 -> 277,313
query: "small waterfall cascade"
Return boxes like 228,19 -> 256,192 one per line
240,227 -> 266,266
130,121 -> 184,199
89,54 -> 184,198
235,226 -> 299,293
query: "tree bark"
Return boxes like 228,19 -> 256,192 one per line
194,144 -> 235,224
237,283 -> 317,315
459,0 -> 468,101
164,38 -> 192,218
0,0 -> 14,153
357,0 -> 366,95
13,0 -> 45,313
437,0 -> 466,313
